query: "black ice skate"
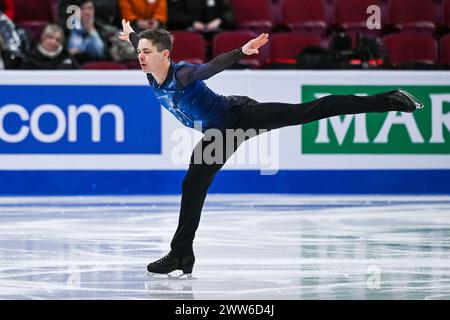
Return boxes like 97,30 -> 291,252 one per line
147,252 -> 195,277
387,89 -> 424,113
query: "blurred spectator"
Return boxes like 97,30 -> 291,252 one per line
167,0 -> 235,32
0,35 -> 22,69
23,24 -> 78,69
94,0 -> 121,32
0,11 -> 21,52
60,0 -> 134,64
0,0 -> 14,20
67,0 -> 107,63
90,0 -> 137,63
60,0 -> 120,33
119,0 -> 167,31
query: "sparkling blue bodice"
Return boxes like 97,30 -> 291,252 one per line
147,61 -> 238,132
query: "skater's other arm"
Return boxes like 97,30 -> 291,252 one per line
129,32 -> 140,51
119,19 -> 139,50
176,33 -> 269,87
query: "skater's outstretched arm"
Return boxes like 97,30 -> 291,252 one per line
176,33 -> 269,87
119,19 -> 137,46
175,49 -> 245,86
119,19 -> 269,86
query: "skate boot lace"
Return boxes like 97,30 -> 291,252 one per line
155,253 -> 172,265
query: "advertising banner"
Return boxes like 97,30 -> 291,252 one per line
0,71 -> 449,194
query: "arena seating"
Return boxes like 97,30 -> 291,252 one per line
440,33 -> 450,66
281,0 -> 327,35
229,0 -> 273,34
213,31 -> 265,68
383,32 -> 437,68
12,0 -> 55,44
444,0 -> 450,28
171,31 -> 206,64
268,32 -> 322,65
6,0 -> 450,69
334,0 -> 383,35
388,0 -> 436,33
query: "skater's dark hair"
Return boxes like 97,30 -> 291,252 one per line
139,29 -> 174,53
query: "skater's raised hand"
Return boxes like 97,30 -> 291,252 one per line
242,33 -> 269,55
119,19 -> 135,42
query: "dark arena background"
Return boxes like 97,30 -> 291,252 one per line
0,0 -> 450,311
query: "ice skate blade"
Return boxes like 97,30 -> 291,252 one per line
399,89 -> 424,109
147,271 -> 195,280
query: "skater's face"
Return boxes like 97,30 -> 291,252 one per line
137,39 -> 170,73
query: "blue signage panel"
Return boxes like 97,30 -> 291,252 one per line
0,85 -> 161,154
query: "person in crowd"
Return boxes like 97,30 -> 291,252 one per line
0,36 -> 22,69
118,0 -> 167,32
167,0 -> 235,32
93,0 -> 121,33
0,10 -> 20,52
0,0 -> 14,20
67,0 -> 107,63
23,24 -> 78,69
60,0 -> 121,31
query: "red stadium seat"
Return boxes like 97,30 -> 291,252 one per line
171,31 -> 206,64
269,0 -> 283,24
281,0 -> 327,35
229,0 -> 273,33
440,34 -> 450,66
383,32 -> 436,68
13,0 -> 55,45
334,0 -> 383,34
213,31 -> 264,69
12,0 -> 53,23
268,32 -> 322,65
17,21 -> 48,44
444,0 -> 450,27
48,0 -> 59,22
81,61 -> 128,70
389,0 -> 436,33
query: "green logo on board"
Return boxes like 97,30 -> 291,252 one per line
301,86 -> 450,154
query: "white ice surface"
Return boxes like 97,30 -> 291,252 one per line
0,195 -> 449,300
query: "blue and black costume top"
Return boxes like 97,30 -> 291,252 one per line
130,32 -> 257,132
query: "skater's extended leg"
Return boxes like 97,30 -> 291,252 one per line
239,90 -> 422,131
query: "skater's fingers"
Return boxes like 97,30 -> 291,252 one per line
257,38 -> 269,46
122,19 -> 132,29
256,33 -> 269,40
253,39 -> 268,50
250,34 -> 267,46
254,36 -> 269,46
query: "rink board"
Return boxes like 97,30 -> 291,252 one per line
0,71 -> 449,194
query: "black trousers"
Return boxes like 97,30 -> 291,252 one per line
170,92 -> 392,256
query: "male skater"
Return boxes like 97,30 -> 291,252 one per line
119,20 -> 423,276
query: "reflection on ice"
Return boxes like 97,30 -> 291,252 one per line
0,195 -> 449,299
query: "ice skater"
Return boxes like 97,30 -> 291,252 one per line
119,19 -> 424,277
